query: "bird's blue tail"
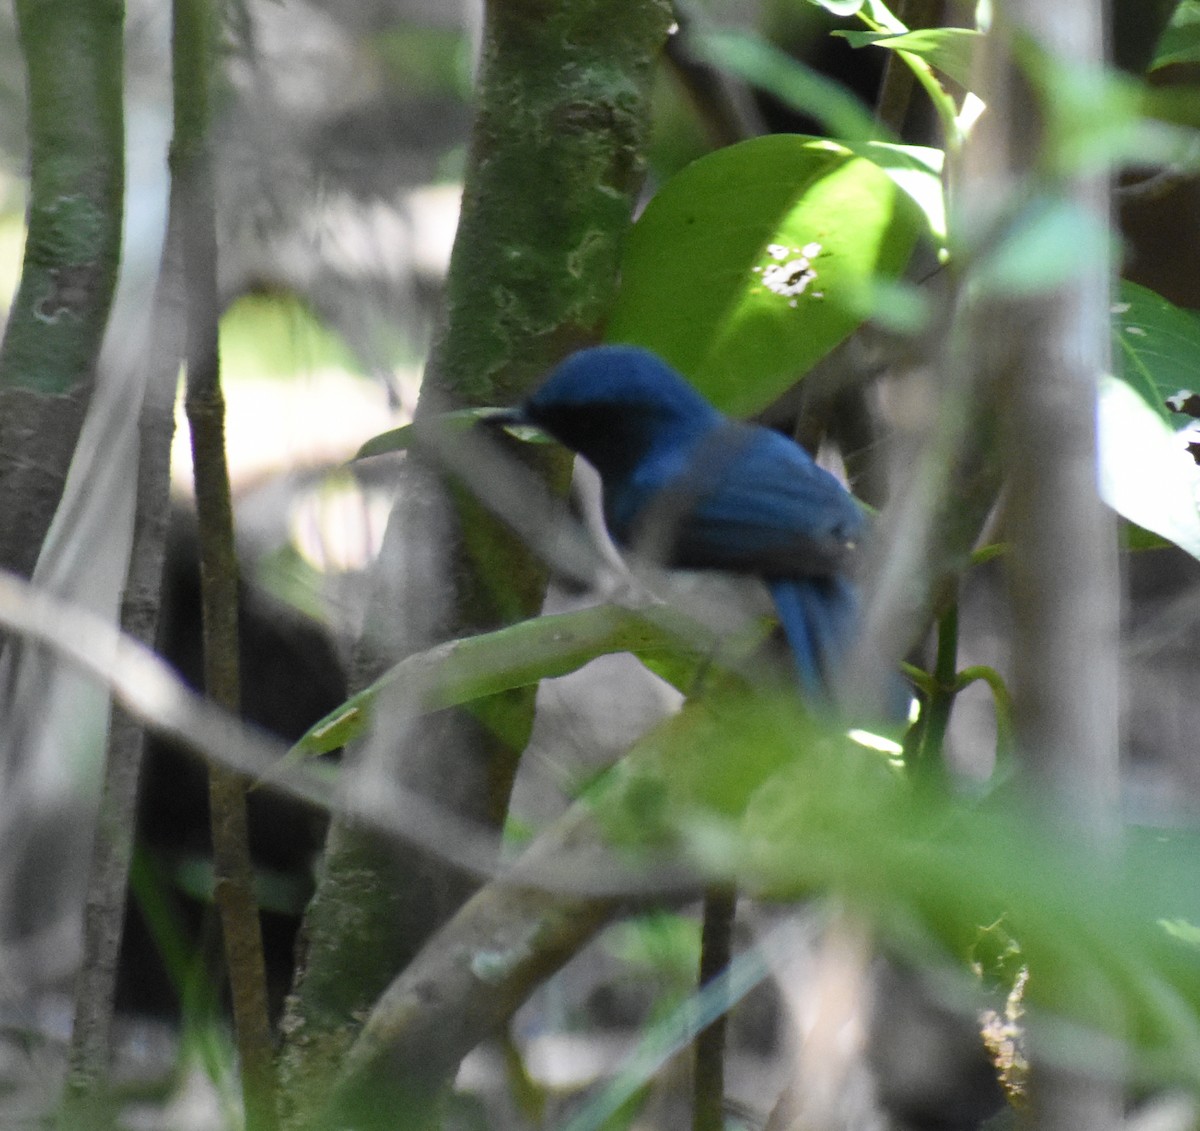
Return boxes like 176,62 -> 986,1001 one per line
767,576 -> 859,702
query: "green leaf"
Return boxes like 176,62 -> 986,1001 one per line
1152,0 -> 1200,69
279,603 -> 749,769
1122,521 -> 1174,552
1114,281 -> 1200,424
843,139 -> 946,242
1103,284 -> 1200,561
835,27 -> 981,89
692,31 -> 884,143
606,134 -> 930,416
354,407 -> 546,460
803,0 -> 867,16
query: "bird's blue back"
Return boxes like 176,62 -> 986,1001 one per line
520,345 -> 864,699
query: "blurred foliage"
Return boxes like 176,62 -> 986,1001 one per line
21,0 -> 1200,1124
692,29 -> 884,140
219,292 -> 366,381
583,691 -> 1200,1089
270,0 -> 1200,1118
1153,0 -> 1200,70
836,26 -> 978,89
646,64 -> 714,181
370,25 -> 474,99
603,912 -> 701,998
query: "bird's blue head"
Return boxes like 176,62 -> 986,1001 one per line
518,346 -> 722,481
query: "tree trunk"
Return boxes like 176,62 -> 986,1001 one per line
277,1 -> 672,1125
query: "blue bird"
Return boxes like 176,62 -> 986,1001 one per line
505,345 -> 866,700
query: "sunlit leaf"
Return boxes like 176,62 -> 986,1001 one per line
803,0 -> 867,16
606,135 -> 930,416
844,139 -> 946,242
1105,283 -> 1200,560
835,26 -> 981,89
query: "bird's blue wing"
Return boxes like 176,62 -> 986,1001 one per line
519,347 -> 877,704
613,423 -> 865,578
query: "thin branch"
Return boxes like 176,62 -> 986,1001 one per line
0,566 -> 703,900
60,158 -> 186,1123
873,0 -> 943,137
173,0 -> 277,1125
321,806 -> 631,1131
693,888 -> 737,1131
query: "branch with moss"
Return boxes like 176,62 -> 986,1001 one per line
0,0 -> 124,579
321,708 -> 714,1131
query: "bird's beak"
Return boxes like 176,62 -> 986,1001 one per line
476,405 -> 528,428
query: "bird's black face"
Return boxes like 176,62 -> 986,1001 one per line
515,345 -> 721,482
522,398 -> 662,483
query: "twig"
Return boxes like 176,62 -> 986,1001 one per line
60,153 -> 186,1122
693,888 -> 737,1131
0,566 -> 705,899
173,0 -> 278,1126
873,0 -> 943,137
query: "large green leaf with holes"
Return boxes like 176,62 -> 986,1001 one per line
605,134 -> 930,416
1113,280 -> 1200,424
